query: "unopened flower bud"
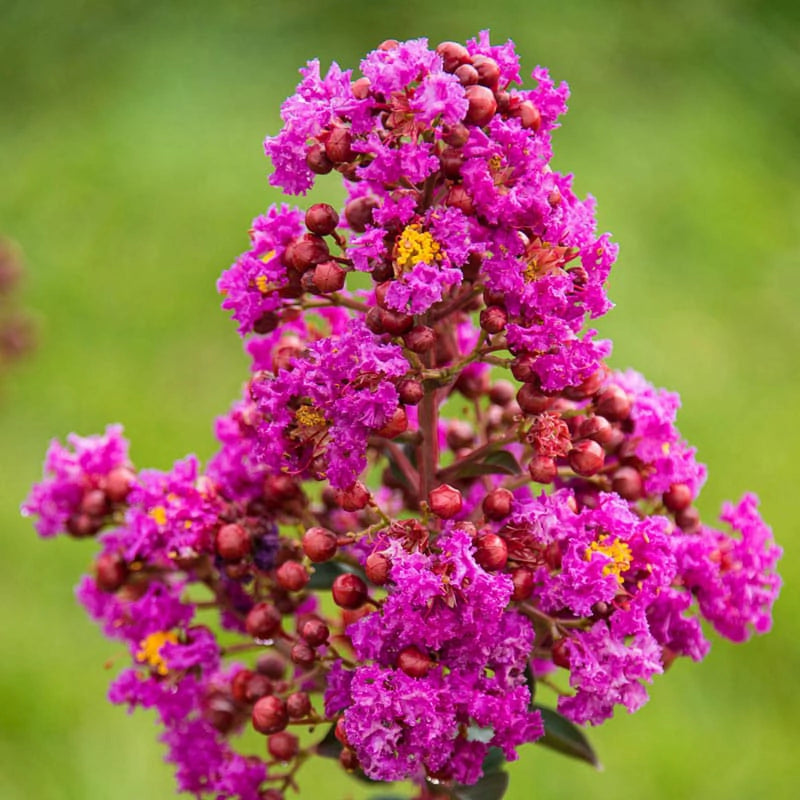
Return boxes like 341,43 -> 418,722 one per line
252,696 -> 288,735
306,143 -> 333,175
489,380 -> 515,407
268,731 -> 299,762
465,85 -> 497,126
216,523 -> 251,561
439,147 -> 464,177
332,573 -> 368,609
290,641 -> 316,669
284,234 -> 329,273
398,378 -> 424,405
676,506 -> 701,533
246,603 -> 282,640
377,406 -> 408,439
80,489 -> 108,517
253,311 -> 279,334
403,325 -> 436,352
454,367 -> 489,399
445,184 -> 474,214
311,261 -> 346,293
381,309 -> 415,336
568,439 -> 605,477
474,532 -> 508,571
302,527 -> 338,562
482,488 -> 514,520
244,673 -> 274,703
612,466 -> 644,501
336,481 -> 370,511
351,76 -> 371,99
365,551 -> 392,585
510,353 -> 537,383
305,203 -> 339,236
517,100 -> 542,131
472,55 -> 500,88
510,567 -> 535,601
344,196 -> 378,232
517,384 -> 555,414
365,306 -> 384,334
595,385 -> 632,421
397,645 -> 434,678
552,638 -> 571,669
95,552 -> 128,592
340,748 -> 359,771
104,467 -> 135,503
529,454 -> 557,484
664,483 -> 693,512
442,122 -> 470,147
578,414 -> 613,445
428,484 -> 462,519
256,653 -> 287,680
276,560 -> 309,592
480,305 -> 507,333
435,41 -> 470,72
300,618 -> 329,647
324,124 -> 354,163
286,691 -> 311,719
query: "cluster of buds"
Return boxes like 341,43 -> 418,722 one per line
0,237 -> 35,379
24,34 -> 780,800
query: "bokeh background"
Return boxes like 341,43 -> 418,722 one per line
1,0 -> 798,797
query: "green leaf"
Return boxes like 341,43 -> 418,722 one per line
446,449 -> 521,480
314,723 -> 342,759
533,703 -> 601,769
307,560 -> 363,590
451,770 -> 509,800
481,747 -> 506,775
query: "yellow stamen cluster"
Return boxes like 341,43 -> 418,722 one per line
149,505 -> 167,526
295,405 -> 327,428
585,535 -> 633,584
255,274 -> 270,294
395,224 -> 441,272
136,631 -> 178,676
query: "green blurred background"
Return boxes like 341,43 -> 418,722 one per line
1,0 -> 798,797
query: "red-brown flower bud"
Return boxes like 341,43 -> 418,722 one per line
517,383 -> 555,415
80,489 -> 108,517
439,146 -> 464,177
290,641 -> 316,669
276,560 -> 310,592
311,260 -> 346,293
332,573 -> 369,609
480,305 -> 508,334
428,484 -> 463,519
95,552 -> 128,592
551,638 -> 571,669
445,184 -> 474,214
612,466 -> 644,501
300,618 -> 330,647
324,124 -> 354,163
595,385 -> 632,421
465,85 -> 497,126
397,644 -> 434,678
256,653 -> 287,680
529,454 -> 557,484
482,488 -> 514,521
442,122 -> 470,147
302,527 -> 338,563
344,196 -> 378,232
377,406 -> 408,439
286,691 -> 311,719
104,466 -> 135,503
472,55 -> 500,88
215,523 -> 251,561
398,378 -> 424,405
676,506 -> 701,533
381,309 -> 415,336
244,673 -> 274,704
488,380 -> 515,407
252,696 -> 288,735
268,731 -> 299,761
305,143 -> 333,175
365,551 -> 392,586
336,481 -> 370,511
403,325 -> 437,353
435,41 -> 470,72
510,567 -> 535,601
664,483 -> 693,512
246,603 -> 282,640
568,439 -> 605,477
305,203 -> 339,236
474,532 -> 508,571
351,77 -> 371,99
517,100 -> 542,131
577,414 -> 613,445
284,234 -> 329,273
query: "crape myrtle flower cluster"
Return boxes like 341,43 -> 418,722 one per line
0,237 -> 35,379
24,33 -> 781,800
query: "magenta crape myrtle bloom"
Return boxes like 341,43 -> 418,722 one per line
23,32 -> 781,800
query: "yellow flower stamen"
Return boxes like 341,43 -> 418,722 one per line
149,505 -> 167,526
395,224 -> 441,272
255,274 -> 270,293
136,631 -> 178,676
585,535 -> 633,584
295,405 -> 327,428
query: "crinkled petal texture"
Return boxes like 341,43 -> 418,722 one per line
327,526 -> 542,784
252,319 -> 408,489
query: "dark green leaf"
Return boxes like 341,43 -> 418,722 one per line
481,747 -> 506,775
307,560 -> 363,590
446,450 -> 521,480
451,770 -> 509,800
524,661 -> 537,702
314,723 -> 342,759
533,703 -> 601,769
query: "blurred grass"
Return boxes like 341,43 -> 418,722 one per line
1,0 -> 798,797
